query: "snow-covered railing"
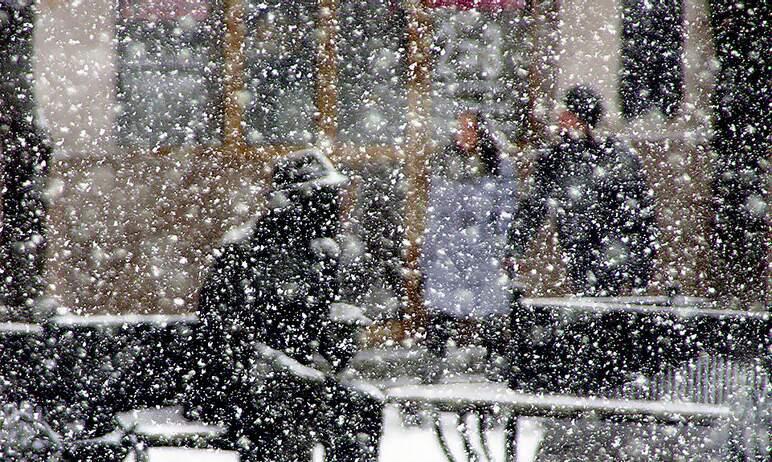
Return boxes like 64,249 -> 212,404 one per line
1,314 -> 206,459
1,311 -> 379,460
386,381 -> 737,462
508,295 -> 768,396
383,296 -> 768,462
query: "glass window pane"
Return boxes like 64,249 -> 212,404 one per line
243,0 -> 317,146
620,0 -> 684,119
341,160 -> 407,319
337,0 -> 408,145
429,6 -> 530,143
116,0 -> 224,148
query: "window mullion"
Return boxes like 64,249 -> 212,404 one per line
317,0 -> 339,148
223,0 -> 247,152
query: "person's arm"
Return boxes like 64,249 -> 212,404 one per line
628,158 -> 659,288
197,243 -> 248,341
505,150 -> 556,261
490,160 -> 519,236
610,141 -> 659,288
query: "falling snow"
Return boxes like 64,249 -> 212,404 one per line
1,0 -> 768,461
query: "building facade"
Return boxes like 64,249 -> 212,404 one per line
24,0 -> 747,323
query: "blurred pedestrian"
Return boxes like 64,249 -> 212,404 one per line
505,86 -> 658,296
422,110 -> 518,371
186,149 -> 382,462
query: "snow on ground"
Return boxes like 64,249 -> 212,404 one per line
124,406 -> 543,462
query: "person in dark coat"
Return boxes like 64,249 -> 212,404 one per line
186,149 -> 382,462
506,86 -> 658,296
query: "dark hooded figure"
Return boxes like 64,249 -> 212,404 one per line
186,149 -> 382,462
506,86 -> 658,296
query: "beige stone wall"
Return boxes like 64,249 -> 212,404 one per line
34,1 -> 270,314
556,0 -> 623,125
35,0 -> 116,157
45,150 -> 267,314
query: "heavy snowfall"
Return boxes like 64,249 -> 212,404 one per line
0,0 -> 768,461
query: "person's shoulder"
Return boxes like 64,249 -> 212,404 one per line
530,144 -> 562,173
429,143 -> 457,169
221,219 -> 258,246
211,217 -> 268,267
600,135 -> 644,166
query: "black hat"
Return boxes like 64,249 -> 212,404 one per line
564,85 -> 604,128
271,149 -> 348,192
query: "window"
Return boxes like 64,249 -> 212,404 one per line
116,0 -> 224,148
242,0 -> 317,145
341,160 -> 407,316
620,0 -> 684,120
337,0 -> 408,145
428,3 -> 531,143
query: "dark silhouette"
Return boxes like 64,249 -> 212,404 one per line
506,86 -> 658,296
708,0 -> 769,306
620,0 -> 684,119
186,150 -> 382,462
0,1 -> 52,318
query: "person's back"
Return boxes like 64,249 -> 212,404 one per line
423,146 -> 517,318
422,111 -> 518,366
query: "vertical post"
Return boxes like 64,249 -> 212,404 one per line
402,0 -> 432,338
317,0 -> 338,150
504,413 -> 518,462
222,0 -> 246,152
526,0 -> 560,145
507,286 -> 526,391
0,1 -> 52,320
708,0 -> 769,308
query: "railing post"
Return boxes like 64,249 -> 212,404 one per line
507,286 -> 527,391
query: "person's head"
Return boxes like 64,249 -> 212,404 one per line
455,110 -> 480,152
269,149 -> 349,237
560,85 -> 604,137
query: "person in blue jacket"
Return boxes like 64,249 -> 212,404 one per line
422,110 -> 518,366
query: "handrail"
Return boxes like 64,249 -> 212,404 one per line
520,297 -> 769,320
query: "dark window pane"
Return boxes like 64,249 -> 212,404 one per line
430,7 -> 530,143
243,0 -> 317,145
0,2 -> 35,116
337,0 -> 408,145
116,0 -> 224,148
340,160 -> 407,319
620,0 -> 684,119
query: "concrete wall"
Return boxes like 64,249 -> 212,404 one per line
44,151 -> 266,313
35,0 -> 116,157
